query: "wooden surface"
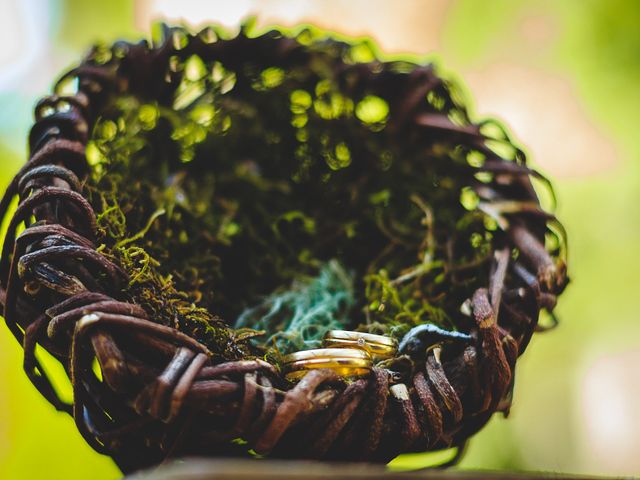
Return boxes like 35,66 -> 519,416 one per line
126,459 -> 610,480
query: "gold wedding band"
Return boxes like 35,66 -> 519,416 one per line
282,348 -> 373,381
323,330 -> 398,360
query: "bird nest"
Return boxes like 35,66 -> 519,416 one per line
0,24 -> 568,474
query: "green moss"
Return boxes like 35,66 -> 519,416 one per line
82,26 -> 522,360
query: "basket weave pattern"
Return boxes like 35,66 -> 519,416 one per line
0,26 -> 567,473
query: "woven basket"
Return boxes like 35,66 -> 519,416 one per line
0,25 -> 568,474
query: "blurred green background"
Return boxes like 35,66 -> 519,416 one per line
0,0 -> 638,478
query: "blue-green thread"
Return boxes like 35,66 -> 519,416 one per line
235,260 -> 354,354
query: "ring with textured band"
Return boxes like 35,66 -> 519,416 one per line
323,330 -> 398,361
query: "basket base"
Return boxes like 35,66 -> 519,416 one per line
126,458 -> 592,480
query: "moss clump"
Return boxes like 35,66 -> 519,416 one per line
84,25 -> 505,360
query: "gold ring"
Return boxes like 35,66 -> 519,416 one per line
323,330 -> 398,360
282,348 -> 372,381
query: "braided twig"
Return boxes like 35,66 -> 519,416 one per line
0,25 -> 567,474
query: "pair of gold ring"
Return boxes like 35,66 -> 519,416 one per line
282,330 -> 398,381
